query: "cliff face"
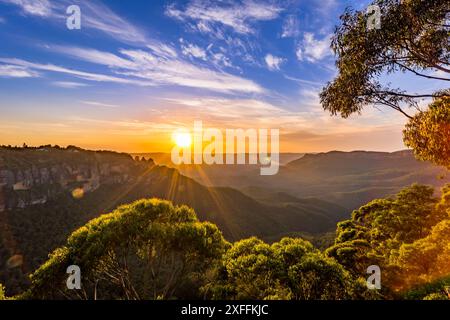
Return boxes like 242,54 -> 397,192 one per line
0,147 -> 154,212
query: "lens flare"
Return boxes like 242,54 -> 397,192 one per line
72,188 -> 84,199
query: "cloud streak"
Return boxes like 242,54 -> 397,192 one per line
0,58 -> 156,86
1,0 -> 52,16
166,0 -> 283,34
46,45 -> 264,93
0,64 -> 39,78
1,0 -> 148,44
78,0 -> 148,44
81,100 -> 120,108
52,81 -> 89,88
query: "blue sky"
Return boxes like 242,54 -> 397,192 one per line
0,0 -> 439,152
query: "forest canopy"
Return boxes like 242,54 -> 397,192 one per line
326,184 -> 450,296
7,184 -> 448,300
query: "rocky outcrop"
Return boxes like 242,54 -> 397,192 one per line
0,147 -> 154,212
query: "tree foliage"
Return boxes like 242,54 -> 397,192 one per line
0,283 -> 6,300
320,0 -> 449,167
394,185 -> 450,289
25,199 -> 229,300
206,237 -> 370,300
423,292 -> 449,300
403,274 -> 450,300
326,184 -> 450,295
403,97 -> 450,169
321,0 -> 449,118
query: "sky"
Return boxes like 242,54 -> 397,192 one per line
0,0 -> 442,153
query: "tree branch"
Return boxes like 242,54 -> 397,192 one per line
374,97 -> 414,119
378,91 -> 449,99
400,40 -> 450,72
393,61 -> 450,82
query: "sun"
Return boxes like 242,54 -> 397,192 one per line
172,131 -> 192,148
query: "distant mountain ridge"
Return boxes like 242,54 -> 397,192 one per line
286,150 -> 416,172
256,150 -> 448,209
135,149 -> 448,210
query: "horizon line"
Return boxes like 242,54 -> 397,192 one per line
0,144 -> 412,155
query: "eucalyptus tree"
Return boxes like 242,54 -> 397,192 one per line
321,0 -> 449,167
26,199 -> 228,300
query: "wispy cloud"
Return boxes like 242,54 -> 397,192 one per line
160,96 -> 330,133
68,116 -> 180,133
210,50 -> 234,69
0,64 -> 39,77
166,0 -> 283,34
180,40 -> 236,69
146,42 -> 178,59
4,2 -> 258,92
162,97 -> 302,127
281,15 -> 299,38
45,45 -> 264,93
4,0 -> 265,72
1,0 -> 52,16
81,100 -> 120,108
180,40 -> 207,61
284,75 -> 323,87
52,81 -> 88,88
0,58 -> 156,86
120,48 -> 264,93
51,45 -> 137,69
78,1 -> 148,44
298,87 -> 322,110
296,33 -> 333,63
265,54 -> 284,71
1,0 -> 148,44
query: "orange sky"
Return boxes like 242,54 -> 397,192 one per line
0,104 -> 408,153
0,90 -> 411,153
